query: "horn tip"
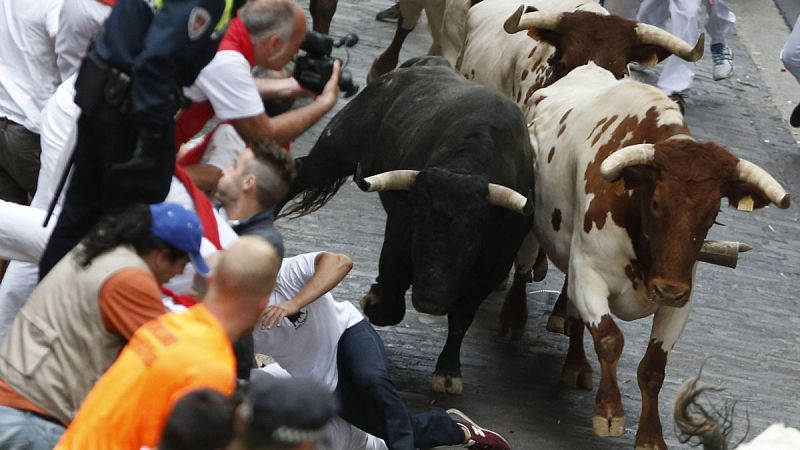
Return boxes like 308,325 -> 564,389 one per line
778,193 -> 790,209
504,5 -> 525,34
689,32 -> 705,62
353,164 -> 372,192
522,197 -> 534,216
738,243 -> 753,253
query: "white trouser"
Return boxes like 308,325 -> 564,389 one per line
638,0 -> 702,94
0,76 -> 77,343
604,0 -> 733,43
601,0 -> 640,18
55,0 -> 112,80
782,16 -> 800,82
705,0 -> 735,45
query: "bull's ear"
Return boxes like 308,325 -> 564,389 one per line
621,166 -> 657,190
725,181 -> 771,212
628,44 -> 671,68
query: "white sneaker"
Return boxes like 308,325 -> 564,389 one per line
711,44 -> 734,81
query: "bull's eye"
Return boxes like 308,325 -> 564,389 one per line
651,199 -> 659,212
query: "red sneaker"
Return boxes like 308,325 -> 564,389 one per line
448,409 -> 511,450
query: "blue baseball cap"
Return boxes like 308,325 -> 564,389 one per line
148,202 -> 210,277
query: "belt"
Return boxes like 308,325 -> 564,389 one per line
0,117 -> 19,127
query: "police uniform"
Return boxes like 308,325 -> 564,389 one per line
39,0 -> 233,277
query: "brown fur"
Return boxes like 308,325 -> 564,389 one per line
589,314 -> 625,420
636,339 -> 669,449
530,11 -> 676,87
581,106 -> 770,305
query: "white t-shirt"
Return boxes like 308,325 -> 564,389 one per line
184,50 -> 265,121
55,0 -> 112,80
253,252 -> 364,391
0,0 -> 62,133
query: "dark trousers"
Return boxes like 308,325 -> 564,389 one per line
336,320 -> 464,450
38,104 -> 174,278
0,120 -> 40,204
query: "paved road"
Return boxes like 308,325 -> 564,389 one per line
277,2 -> 800,448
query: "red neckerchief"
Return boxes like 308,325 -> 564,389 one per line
96,0 -> 115,6
177,121 -> 229,166
173,165 -> 222,249
218,17 -> 255,67
160,286 -> 198,307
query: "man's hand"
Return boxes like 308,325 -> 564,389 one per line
317,60 -> 341,109
261,299 -> 301,329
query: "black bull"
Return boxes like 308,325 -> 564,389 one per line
277,57 -> 534,392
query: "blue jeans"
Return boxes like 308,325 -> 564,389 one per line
0,406 -> 65,450
336,320 -> 464,450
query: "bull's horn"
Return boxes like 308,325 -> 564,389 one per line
354,165 -> 420,192
733,159 -> 791,209
505,8 -> 563,34
487,184 -> 533,216
599,144 -> 656,182
635,24 -> 705,62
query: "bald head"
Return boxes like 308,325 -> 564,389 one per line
212,236 -> 280,303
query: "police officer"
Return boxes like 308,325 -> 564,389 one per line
38,0 -> 234,278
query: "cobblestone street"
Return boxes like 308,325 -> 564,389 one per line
277,1 -> 800,447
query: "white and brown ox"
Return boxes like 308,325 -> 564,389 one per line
455,1 -> 706,337
524,63 -> 790,449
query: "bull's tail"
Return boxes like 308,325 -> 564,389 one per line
674,369 -> 745,450
276,156 -> 354,219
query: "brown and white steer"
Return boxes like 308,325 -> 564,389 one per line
458,2 -> 705,337
369,0 -> 620,82
525,63 -> 789,449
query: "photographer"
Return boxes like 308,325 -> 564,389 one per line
177,0 -> 342,167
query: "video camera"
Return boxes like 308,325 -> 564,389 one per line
293,31 -> 360,98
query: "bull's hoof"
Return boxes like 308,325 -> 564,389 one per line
561,366 -> 593,390
546,313 -> 566,335
431,373 -> 463,394
361,291 -> 405,326
592,416 -> 625,437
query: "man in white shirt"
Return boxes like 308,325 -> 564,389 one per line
177,0 -> 342,154
254,252 -> 512,450
0,0 -> 63,205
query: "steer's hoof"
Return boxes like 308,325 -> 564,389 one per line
431,373 -> 463,394
561,367 -> 593,390
546,313 -> 566,335
510,326 -> 525,341
592,416 -> 625,437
